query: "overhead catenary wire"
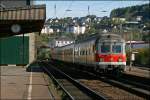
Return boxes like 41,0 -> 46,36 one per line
62,0 -> 74,18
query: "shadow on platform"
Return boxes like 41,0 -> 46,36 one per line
26,61 -> 43,72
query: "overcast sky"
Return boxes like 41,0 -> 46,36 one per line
35,0 -> 149,19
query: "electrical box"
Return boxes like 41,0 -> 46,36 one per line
131,53 -> 135,61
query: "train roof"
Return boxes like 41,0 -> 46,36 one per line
0,4 -> 46,37
53,33 -> 124,49
99,33 -> 122,40
75,33 -> 123,43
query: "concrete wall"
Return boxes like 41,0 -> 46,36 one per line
29,33 -> 36,63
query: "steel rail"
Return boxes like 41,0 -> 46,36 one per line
42,71 -> 56,100
100,77 -> 150,99
41,61 -> 108,100
122,73 -> 150,86
80,69 -> 150,99
39,62 -> 75,100
116,78 -> 150,91
83,69 -> 150,99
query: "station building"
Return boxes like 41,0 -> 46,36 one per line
0,0 -> 45,65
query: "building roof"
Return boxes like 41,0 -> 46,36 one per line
0,4 -> 46,38
0,0 -> 31,8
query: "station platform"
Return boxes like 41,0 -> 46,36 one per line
125,66 -> 150,78
0,63 -> 54,100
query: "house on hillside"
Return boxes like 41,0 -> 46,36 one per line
136,16 -> 143,21
112,17 -> 126,23
66,23 -> 86,35
41,26 -> 54,35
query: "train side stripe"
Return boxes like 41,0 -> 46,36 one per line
97,62 -> 126,65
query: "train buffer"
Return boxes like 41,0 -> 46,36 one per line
0,63 -> 55,100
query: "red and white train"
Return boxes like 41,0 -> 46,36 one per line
51,33 -> 126,73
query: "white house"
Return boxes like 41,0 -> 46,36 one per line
136,16 -> 142,21
41,26 -> 54,34
79,25 -> 86,34
66,24 -> 86,35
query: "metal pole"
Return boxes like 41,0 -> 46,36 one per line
0,37 -> 1,66
0,13 -> 1,78
54,4 -> 56,18
129,30 -> 132,71
88,5 -> 90,15
22,33 -> 24,66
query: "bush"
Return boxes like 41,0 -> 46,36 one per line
37,49 -> 51,60
126,48 -> 150,66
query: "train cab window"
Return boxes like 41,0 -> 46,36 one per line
112,45 -> 122,53
101,45 -> 110,53
89,49 -> 91,55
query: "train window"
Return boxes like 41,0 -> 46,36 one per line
84,50 -> 86,55
78,47 -> 80,56
80,51 -> 82,55
112,45 -> 122,53
93,45 -> 95,51
101,45 -> 110,53
89,49 -> 91,55
82,51 -> 84,55
86,50 -> 88,55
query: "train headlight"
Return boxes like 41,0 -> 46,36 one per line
100,58 -> 103,62
118,58 -> 122,62
110,58 -> 114,62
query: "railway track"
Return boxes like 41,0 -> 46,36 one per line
119,74 -> 150,91
99,76 -> 150,99
50,60 -> 149,99
82,69 -> 150,99
39,61 -> 108,100
122,72 -> 150,86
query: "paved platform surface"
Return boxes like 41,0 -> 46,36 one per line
0,65 -> 53,100
125,66 -> 150,78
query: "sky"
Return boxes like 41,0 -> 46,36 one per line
35,0 -> 149,19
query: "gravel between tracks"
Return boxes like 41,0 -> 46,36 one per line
79,79 -> 144,100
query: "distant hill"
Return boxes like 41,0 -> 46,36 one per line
110,4 -> 150,22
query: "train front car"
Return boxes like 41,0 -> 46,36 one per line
95,34 -> 126,74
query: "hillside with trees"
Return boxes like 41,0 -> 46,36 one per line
110,3 -> 150,23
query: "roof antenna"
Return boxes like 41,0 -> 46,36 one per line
88,5 -> 90,15
54,4 -> 56,18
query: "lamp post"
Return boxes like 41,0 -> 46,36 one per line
125,27 -> 133,71
99,10 -> 107,33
